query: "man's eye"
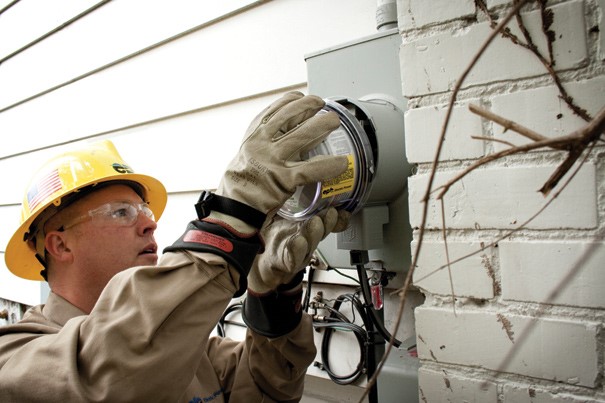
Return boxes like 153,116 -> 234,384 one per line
110,208 -> 130,218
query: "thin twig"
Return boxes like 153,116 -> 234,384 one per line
471,135 -> 516,147
538,0 -> 556,65
441,199 -> 456,316
469,104 -> 566,149
540,105 -> 605,194
435,104 -> 605,199
434,132 -> 582,199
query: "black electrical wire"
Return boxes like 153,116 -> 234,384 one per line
302,261 -> 375,385
302,266 -> 315,312
302,257 -> 403,390
316,293 -> 372,385
331,267 -> 360,284
216,301 -> 243,338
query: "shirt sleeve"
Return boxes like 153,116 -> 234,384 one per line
205,314 -> 317,402
0,251 -> 236,401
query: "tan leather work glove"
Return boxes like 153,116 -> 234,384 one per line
212,92 -> 347,233
248,207 -> 351,294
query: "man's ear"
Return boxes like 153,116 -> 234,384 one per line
45,231 -> 73,263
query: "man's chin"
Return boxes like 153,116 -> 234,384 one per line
137,253 -> 158,266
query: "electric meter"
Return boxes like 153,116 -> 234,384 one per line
278,96 -> 408,221
278,99 -> 374,220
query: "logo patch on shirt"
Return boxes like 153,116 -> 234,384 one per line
189,387 -> 225,402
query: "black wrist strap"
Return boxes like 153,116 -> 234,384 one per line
195,191 -> 266,229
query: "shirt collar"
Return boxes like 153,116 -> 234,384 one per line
42,292 -> 87,327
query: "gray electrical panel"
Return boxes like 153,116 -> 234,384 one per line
306,28 -> 413,275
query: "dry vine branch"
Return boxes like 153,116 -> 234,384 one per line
540,105 -> 605,194
471,135 -> 516,147
433,104 -> 605,199
478,0 -> 591,121
441,199 -> 456,317
469,104 -> 566,147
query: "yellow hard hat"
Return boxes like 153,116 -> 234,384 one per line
5,140 -> 167,281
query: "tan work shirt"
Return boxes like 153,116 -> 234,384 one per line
0,250 -> 316,402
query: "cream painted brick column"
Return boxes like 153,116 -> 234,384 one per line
401,0 -> 605,401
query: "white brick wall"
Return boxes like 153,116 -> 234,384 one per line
404,100 -> 485,163
492,77 -> 605,148
401,0 -> 605,401
418,367 -> 498,402
408,163 -> 598,229
401,1 -> 588,96
500,241 -> 605,309
412,240 -> 497,299
416,307 -> 600,387
398,0 -> 475,29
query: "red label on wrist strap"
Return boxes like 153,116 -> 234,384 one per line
184,230 -> 234,253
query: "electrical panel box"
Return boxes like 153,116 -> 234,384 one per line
305,28 -> 412,277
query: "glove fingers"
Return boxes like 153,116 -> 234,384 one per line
285,235 -> 310,270
317,207 -> 338,237
265,95 -> 326,141
333,209 -> 351,233
284,215 -> 323,269
278,111 -> 340,157
290,154 -> 349,185
304,215 -> 326,248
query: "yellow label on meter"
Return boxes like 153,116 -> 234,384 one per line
320,154 -> 355,198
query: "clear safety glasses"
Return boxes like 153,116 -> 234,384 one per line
61,201 -> 155,231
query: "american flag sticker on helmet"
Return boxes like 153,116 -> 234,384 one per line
27,169 -> 63,211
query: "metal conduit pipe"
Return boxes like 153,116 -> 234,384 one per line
376,0 -> 398,31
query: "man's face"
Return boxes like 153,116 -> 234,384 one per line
53,184 -> 159,286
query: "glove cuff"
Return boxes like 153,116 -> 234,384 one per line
163,220 -> 262,297
242,273 -> 305,338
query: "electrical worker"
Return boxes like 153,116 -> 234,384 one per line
0,92 -> 350,402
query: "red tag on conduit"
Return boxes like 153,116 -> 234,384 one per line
184,230 -> 234,253
371,283 -> 384,310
